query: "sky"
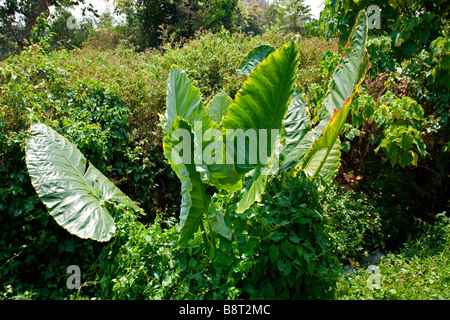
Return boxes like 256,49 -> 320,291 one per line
69,0 -> 326,20
304,0 -> 325,19
69,0 -> 110,18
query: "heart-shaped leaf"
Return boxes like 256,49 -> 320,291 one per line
25,123 -> 142,241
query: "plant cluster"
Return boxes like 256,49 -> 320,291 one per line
1,11 -> 371,300
336,213 -> 450,300
0,23 -> 339,299
1,1 -> 448,300
0,48 -> 166,297
73,173 -> 339,300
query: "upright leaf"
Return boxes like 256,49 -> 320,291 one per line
280,10 -> 370,174
25,124 -> 142,242
300,109 -> 345,189
164,66 -> 241,191
205,92 -> 232,125
236,44 -> 276,76
163,117 -> 210,245
322,10 -> 369,118
223,42 -> 298,134
222,41 -> 299,212
299,10 -> 370,188
164,66 -> 206,133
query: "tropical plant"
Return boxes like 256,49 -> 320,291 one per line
279,9 -> 369,185
20,9 -> 369,252
162,10 -> 370,245
25,123 -> 143,241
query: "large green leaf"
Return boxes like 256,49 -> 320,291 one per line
163,117 -> 211,245
164,66 -> 207,133
165,66 -> 241,192
280,91 -> 311,162
236,44 -> 276,76
164,117 -> 233,243
207,200 -> 232,240
280,121 -> 325,172
280,10 -> 370,175
322,10 -> 369,118
299,11 -> 370,188
206,92 -> 232,125
235,159 -> 274,213
25,123 -> 142,242
223,42 -> 298,134
222,41 -> 299,212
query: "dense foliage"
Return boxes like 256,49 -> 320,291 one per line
0,0 -> 448,301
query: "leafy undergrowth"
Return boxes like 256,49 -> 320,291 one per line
1,19 -> 448,300
336,213 -> 450,300
0,32 -> 339,300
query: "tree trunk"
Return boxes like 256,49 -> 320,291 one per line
24,0 -> 50,39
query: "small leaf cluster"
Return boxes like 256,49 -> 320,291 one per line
233,173 -> 340,299
366,36 -> 396,78
368,92 -> 427,167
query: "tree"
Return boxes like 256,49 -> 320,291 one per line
283,0 -> 312,33
32,8 -> 94,50
0,0 -> 96,49
203,0 -> 240,33
137,0 -> 178,48
114,0 -> 240,49
321,0 -> 449,58
235,0 -> 285,35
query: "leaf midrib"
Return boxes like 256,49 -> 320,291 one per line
44,127 -> 102,203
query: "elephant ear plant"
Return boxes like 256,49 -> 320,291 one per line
24,11 -> 369,247
25,124 -> 143,242
163,10 -> 370,246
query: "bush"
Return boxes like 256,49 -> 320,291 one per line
322,188 -> 383,263
31,11 -> 93,52
336,213 -> 450,300
366,36 -> 396,78
0,49 -> 165,298
227,173 -> 340,299
83,173 -> 340,300
0,31 -> 339,299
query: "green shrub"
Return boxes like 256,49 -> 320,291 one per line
227,173 -> 340,299
0,49 -> 163,298
372,91 -> 428,167
336,213 -> 450,300
366,36 -> 396,78
87,174 -> 340,300
322,188 -> 383,262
